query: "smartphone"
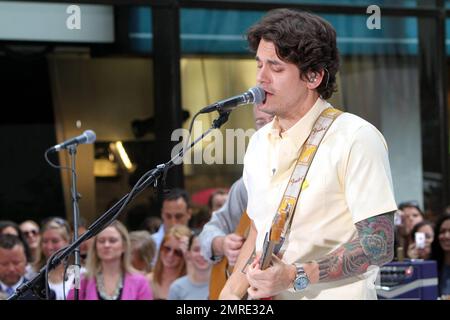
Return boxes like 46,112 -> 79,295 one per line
415,232 -> 426,249
394,210 -> 403,226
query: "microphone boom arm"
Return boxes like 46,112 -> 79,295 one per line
8,111 -> 231,300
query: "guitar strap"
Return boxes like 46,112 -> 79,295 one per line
258,107 -> 343,267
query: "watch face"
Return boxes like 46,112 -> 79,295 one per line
294,276 -> 309,291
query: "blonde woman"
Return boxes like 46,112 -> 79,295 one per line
148,224 -> 191,299
34,217 -> 72,300
130,230 -> 156,273
68,220 -> 152,300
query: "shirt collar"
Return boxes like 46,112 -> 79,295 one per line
268,98 -> 330,151
0,276 -> 24,292
156,224 -> 164,235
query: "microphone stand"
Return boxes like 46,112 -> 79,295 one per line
67,145 -> 81,300
8,110 -> 231,300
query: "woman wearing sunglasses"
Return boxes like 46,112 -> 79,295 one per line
148,224 -> 191,300
19,220 -> 41,265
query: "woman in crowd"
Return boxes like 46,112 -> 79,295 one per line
395,201 -> 425,259
68,220 -> 152,300
148,224 -> 191,300
167,230 -> 211,300
407,220 -> 434,260
431,214 -> 450,297
34,217 -> 72,300
19,220 -> 41,265
129,230 -> 156,274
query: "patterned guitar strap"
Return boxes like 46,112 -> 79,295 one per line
246,107 -> 343,271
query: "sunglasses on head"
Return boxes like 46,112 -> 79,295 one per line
161,245 -> 183,257
41,217 -> 71,233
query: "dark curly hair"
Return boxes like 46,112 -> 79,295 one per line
247,9 -> 339,100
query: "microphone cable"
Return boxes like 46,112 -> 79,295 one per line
44,148 -> 73,172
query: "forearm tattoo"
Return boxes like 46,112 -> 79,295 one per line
317,212 -> 394,282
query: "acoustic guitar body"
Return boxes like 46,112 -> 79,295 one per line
208,211 -> 250,299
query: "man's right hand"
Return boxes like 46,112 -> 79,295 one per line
223,233 -> 245,266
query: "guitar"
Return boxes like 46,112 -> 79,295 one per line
208,211 -> 250,300
256,207 -> 288,300
259,208 -> 287,270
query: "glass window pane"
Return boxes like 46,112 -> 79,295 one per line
129,6 -> 152,53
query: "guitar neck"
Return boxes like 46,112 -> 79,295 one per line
259,240 -> 276,270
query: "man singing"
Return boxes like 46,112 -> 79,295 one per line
220,9 -> 397,300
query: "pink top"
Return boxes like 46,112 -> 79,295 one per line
67,272 -> 153,300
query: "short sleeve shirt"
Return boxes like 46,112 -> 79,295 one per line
243,98 -> 397,299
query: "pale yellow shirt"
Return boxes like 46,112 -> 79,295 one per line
243,98 -> 397,300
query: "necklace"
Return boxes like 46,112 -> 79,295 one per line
96,272 -> 123,300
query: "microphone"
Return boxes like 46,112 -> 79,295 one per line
199,86 -> 265,114
48,130 -> 96,152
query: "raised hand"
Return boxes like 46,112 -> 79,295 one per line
223,233 -> 245,266
178,235 -> 190,256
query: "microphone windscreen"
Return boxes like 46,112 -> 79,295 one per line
249,86 -> 266,105
83,130 -> 96,144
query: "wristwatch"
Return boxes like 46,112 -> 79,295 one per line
292,263 -> 310,292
